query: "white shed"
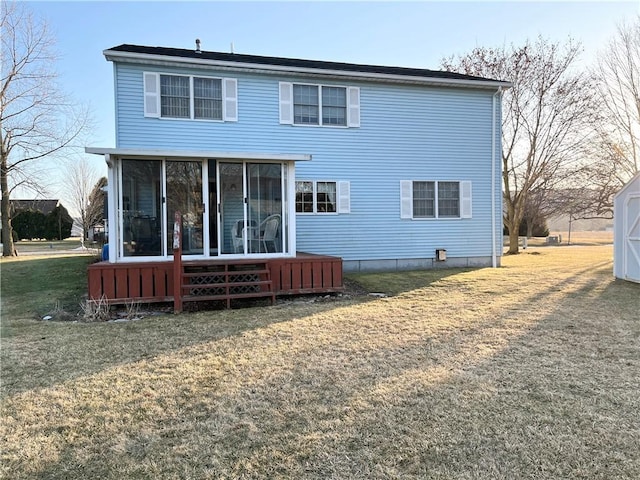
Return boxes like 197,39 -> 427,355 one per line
614,172 -> 640,283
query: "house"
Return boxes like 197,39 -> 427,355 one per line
86,43 -> 509,307
613,172 -> 640,283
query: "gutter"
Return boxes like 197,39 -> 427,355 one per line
491,87 -> 503,268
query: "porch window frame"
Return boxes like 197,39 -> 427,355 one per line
113,156 -> 296,262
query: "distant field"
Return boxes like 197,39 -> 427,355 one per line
508,230 -> 613,248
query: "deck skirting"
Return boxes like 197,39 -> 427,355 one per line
87,253 -> 343,306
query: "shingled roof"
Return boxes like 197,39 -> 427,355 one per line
105,44 -> 510,87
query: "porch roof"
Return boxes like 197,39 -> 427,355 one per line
85,147 -> 312,162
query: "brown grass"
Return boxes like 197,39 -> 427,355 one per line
1,246 -> 639,479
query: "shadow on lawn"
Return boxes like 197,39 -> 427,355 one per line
8,256 -> 640,479
1,258 -> 465,398
22,259 -> 640,479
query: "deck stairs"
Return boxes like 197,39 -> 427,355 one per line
181,261 -> 275,308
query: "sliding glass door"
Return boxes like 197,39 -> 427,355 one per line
118,158 -> 289,259
218,161 -> 284,255
166,161 -> 203,256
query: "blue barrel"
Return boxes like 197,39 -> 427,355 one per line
101,244 -> 109,261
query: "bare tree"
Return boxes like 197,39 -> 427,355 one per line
442,37 -> 596,253
1,2 -> 90,256
65,158 -> 104,248
86,176 -> 107,239
575,17 -> 640,218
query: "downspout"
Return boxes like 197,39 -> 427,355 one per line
491,87 -> 503,268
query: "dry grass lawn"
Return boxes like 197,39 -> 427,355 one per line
1,246 -> 639,479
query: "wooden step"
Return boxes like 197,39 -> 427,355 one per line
182,268 -> 270,278
180,261 -> 275,309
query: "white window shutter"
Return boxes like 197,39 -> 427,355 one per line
143,72 -> 160,118
279,82 -> 293,124
347,87 -> 360,127
400,180 -> 413,219
223,78 -> 238,122
460,181 -> 472,218
338,181 -> 351,213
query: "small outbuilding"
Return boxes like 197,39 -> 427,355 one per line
614,172 -> 640,283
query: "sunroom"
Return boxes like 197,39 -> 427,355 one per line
87,148 -> 311,261
85,148 -> 344,308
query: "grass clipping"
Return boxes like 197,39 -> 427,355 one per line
1,246 -> 639,479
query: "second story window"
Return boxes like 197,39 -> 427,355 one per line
160,75 -> 191,118
144,72 -> 237,122
321,86 -> 346,126
293,85 -> 319,125
193,77 -> 222,119
280,82 -> 359,127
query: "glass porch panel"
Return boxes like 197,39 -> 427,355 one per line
220,162 -> 244,254
247,163 -> 283,253
121,159 -> 162,257
166,161 -> 204,255
207,159 -> 218,255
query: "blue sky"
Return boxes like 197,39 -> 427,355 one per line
23,1 -> 640,206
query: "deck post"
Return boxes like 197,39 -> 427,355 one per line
172,211 -> 183,313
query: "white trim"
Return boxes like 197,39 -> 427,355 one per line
107,50 -> 512,90
86,147 -> 312,162
106,155 -> 117,262
491,87 -> 501,267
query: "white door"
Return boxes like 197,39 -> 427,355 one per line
624,195 -> 640,282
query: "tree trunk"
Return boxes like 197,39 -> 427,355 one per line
1,158 -> 17,256
508,226 -> 520,254
526,222 -> 534,238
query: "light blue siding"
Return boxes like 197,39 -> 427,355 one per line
114,63 -> 503,265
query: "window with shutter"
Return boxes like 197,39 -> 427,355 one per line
283,82 -> 360,128
295,180 -> 351,214
401,181 -> 472,219
144,72 -> 236,122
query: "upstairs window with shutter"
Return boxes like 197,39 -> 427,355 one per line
144,72 -> 237,122
281,82 -> 359,127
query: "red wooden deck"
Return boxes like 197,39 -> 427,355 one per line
87,252 -> 343,307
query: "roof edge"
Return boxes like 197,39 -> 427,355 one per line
85,147 -> 312,162
103,48 -> 512,90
